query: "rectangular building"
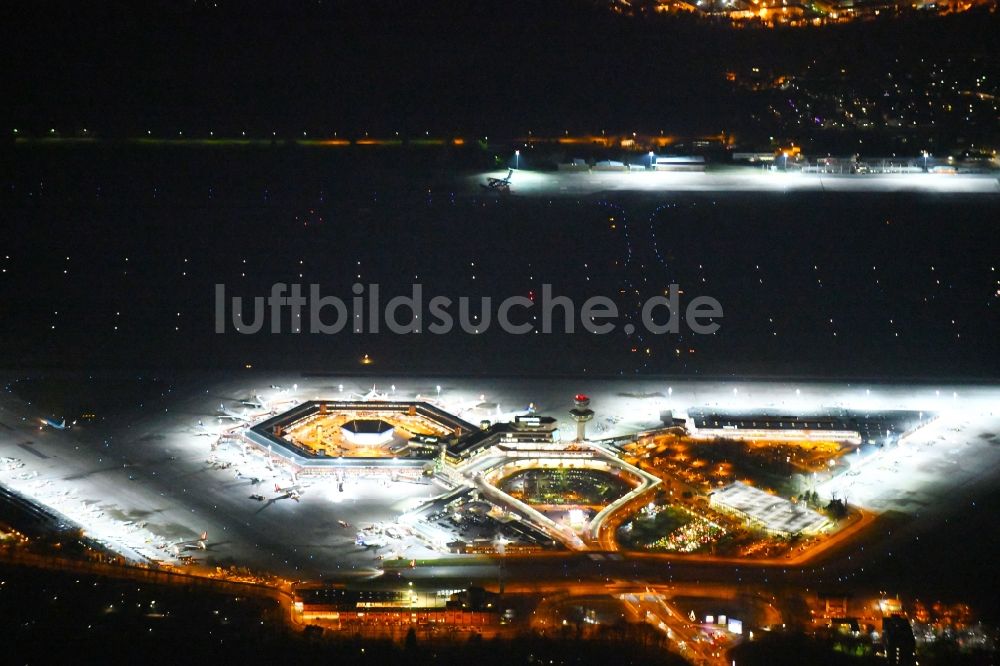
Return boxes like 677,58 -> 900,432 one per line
709,481 -> 829,536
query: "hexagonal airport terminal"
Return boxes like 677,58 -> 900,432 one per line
245,400 -> 474,478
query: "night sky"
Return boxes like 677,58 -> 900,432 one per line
4,2 -> 998,137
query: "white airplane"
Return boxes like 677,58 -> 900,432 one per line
355,534 -> 387,549
39,417 -> 75,430
193,419 -> 219,437
273,481 -> 303,500
438,395 -> 483,415
217,404 -> 249,421
240,392 -> 270,410
170,531 -> 208,553
216,404 -> 267,422
495,402 -> 537,422
351,385 -> 390,401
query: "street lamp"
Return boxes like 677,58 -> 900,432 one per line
515,149 -> 520,170
922,150 -> 930,172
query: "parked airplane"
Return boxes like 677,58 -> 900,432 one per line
193,419 -> 218,437
240,392 -> 270,410
482,169 -> 513,193
274,481 -> 303,500
216,404 -> 268,422
351,385 -> 389,401
170,531 -> 208,553
39,418 -> 75,430
355,534 -> 387,549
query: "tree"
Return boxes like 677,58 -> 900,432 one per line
404,626 -> 417,653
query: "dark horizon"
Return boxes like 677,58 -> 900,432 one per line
4,2 -> 998,143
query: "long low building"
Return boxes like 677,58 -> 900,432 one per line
709,481 -> 829,536
690,411 -> 860,443
654,155 -> 706,171
688,409 -> 934,445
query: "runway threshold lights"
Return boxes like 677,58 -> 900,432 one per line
570,394 -> 595,442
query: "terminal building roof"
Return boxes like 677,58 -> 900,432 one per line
710,481 -> 828,535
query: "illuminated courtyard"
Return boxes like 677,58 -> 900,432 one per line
268,402 -> 459,459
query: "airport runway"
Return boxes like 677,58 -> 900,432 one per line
470,168 -> 1000,196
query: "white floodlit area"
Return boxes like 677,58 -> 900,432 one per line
472,168 -> 1000,195
709,481 -> 829,536
2,373 -> 1000,576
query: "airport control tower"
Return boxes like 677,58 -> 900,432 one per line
569,394 -> 595,442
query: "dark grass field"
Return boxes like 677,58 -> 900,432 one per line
2,144 -> 998,379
